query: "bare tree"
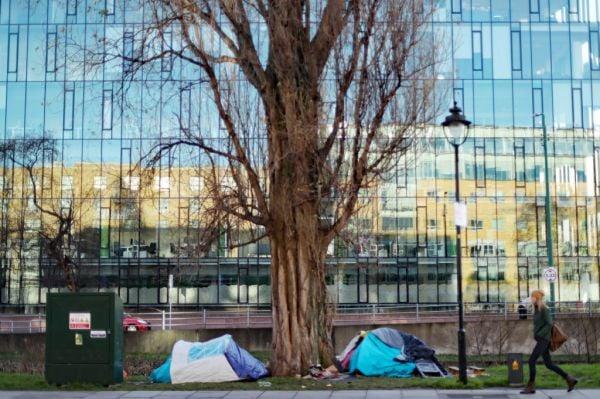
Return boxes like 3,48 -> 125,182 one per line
0,138 -> 91,292
80,0 -> 442,374
562,315 -> 599,363
468,316 -> 493,357
490,319 -> 513,362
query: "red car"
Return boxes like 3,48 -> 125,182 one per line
122,314 -> 151,332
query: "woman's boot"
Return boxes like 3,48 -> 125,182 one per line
520,381 -> 536,394
566,375 -> 578,392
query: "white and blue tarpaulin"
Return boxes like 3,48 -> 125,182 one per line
150,335 -> 269,384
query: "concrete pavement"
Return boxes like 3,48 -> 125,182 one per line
0,390 -> 598,399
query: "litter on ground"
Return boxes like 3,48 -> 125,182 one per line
448,366 -> 489,377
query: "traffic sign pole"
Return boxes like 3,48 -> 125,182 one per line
539,113 -> 556,315
168,274 -> 173,330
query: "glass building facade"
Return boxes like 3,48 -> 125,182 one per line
2,0 -> 600,307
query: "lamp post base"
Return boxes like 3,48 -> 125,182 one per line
458,328 -> 467,384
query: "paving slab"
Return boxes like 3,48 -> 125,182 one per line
222,392 -> 263,399
507,388 -> 550,398
187,392 -> 229,399
400,390 -> 441,399
121,392 -> 163,398
83,393 -> 128,399
330,390 -> 366,399
80,393 -> 128,399
0,394 -> 36,399
445,389 -> 515,398
537,389 -> 588,399
258,391 -> 297,399
574,390 -> 600,399
0,393 -> 90,399
292,392 -> 333,399
366,390 -> 402,399
154,391 -> 195,398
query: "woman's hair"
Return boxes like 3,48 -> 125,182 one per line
531,290 -> 546,310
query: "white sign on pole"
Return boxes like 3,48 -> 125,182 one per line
168,274 -> 173,289
543,267 -> 558,282
454,202 -> 467,228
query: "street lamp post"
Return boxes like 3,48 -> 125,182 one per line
534,113 -> 556,314
443,200 -> 448,258
442,102 -> 471,385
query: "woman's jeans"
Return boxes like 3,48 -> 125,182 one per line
528,336 -> 568,382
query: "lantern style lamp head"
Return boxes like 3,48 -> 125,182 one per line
442,102 -> 472,146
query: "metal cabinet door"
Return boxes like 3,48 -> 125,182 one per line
47,295 -> 112,365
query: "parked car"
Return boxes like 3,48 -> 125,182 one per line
122,314 -> 151,332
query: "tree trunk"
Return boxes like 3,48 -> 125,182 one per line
269,212 -> 335,376
64,259 -> 78,292
263,61 -> 334,374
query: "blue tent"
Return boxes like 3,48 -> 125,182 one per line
348,332 -> 416,378
150,356 -> 172,383
150,335 -> 268,384
341,328 -> 447,378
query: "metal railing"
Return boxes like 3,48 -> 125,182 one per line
2,301 -> 599,334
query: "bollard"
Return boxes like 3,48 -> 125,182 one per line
507,353 -> 524,387
162,311 -> 165,330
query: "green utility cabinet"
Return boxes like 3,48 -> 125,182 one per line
45,292 -> 123,385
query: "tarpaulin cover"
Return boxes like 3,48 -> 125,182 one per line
340,347 -> 355,371
348,333 -> 416,378
338,334 -> 361,362
398,331 -> 446,375
372,327 -> 405,350
222,335 -> 269,380
400,332 -> 435,361
149,356 -> 172,383
149,335 -> 268,384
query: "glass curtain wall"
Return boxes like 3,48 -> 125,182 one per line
0,0 -> 600,306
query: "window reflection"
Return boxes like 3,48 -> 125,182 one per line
2,0 -> 600,306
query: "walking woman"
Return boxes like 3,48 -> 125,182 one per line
521,290 -> 578,394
